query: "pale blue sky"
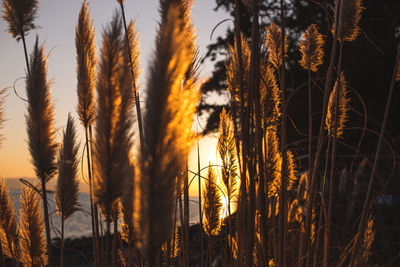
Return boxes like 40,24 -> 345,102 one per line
0,0 -> 229,182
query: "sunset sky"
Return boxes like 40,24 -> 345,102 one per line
0,0 -> 229,194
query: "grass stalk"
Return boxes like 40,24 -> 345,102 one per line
349,42 -> 400,267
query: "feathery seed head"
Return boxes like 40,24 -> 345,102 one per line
260,62 -> 281,127
2,0 -> 39,41
299,24 -> 325,72
76,1 -> 97,128
218,108 -> 239,202
94,10 -> 134,221
55,114 -> 80,221
134,0 -> 199,259
203,164 -> 222,236
19,185 -> 47,266
0,180 -> 20,262
265,22 -> 288,70
325,72 -> 350,139
332,0 -> 364,42
226,34 -> 250,106
26,37 -> 58,184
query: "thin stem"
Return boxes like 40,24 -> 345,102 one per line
349,43 -> 400,267
85,126 -> 100,267
183,159 -> 190,267
118,1 -> 145,157
41,180 -> 53,267
279,0 -> 287,266
323,40 -> 344,267
61,216 -> 64,267
197,139 -> 204,267
21,32 -> 31,76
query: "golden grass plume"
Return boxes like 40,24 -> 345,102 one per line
299,24 -> 325,72
26,37 -> 58,183
325,72 -> 350,139
19,185 -> 47,267
76,1 -> 96,128
203,164 -> 223,236
120,163 -> 135,244
55,114 -> 80,221
2,0 -> 39,41
265,22 -> 288,70
226,33 -> 250,105
260,62 -> 281,127
94,11 -> 134,221
217,108 -> 239,203
332,0 -> 364,42
0,179 -> 19,263
134,0 -> 199,260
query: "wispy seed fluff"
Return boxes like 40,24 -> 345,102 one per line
299,24 -> 325,72
134,0 -> 199,260
19,186 -> 47,267
94,11 -> 135,221
203,165 -> 223,236
55,114 -> 80,221
76,1 -> 96,128
0,180 -> 19,263
2,0 -> 39,41
265,22 -> 288,70
325,72 -> 350,139
332,0 -> 364,42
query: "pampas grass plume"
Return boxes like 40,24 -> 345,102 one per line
55,114 -> 80,220
299,24 -> 325,72
26,37 -> 58,183
19,185 -> 47,267
2,0 -> 39,41
0,179 -> 19,263
76,1 -> 96,128
203,164 -> 222,236
260,63 -> 281,127
325,72 -> 350,139
134,0 -> 199,260
265,22 -> 288,70
332,0 -> 364,42
226,34 -> 250,105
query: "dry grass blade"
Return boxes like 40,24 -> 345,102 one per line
299,24 -> 325,72
134,0 -> 199,261
332,0 -> 364,42
19,185 -> 47,267
396,44 -> 400,82
0,180 -> 19,263
55,114 -> 80,221
265,22 -> 288,70
76,1 -> 96,128
26,37 -> 58,184
203,165 -> 222,236
2,0 -> 39,40
325,72 -> 350,139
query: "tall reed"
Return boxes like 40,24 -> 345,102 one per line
74,2 -> 99,265
19,185 -> 47,267
55,114 -> 80,267
134,0 -> 199,264
26,37 -> 57,266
